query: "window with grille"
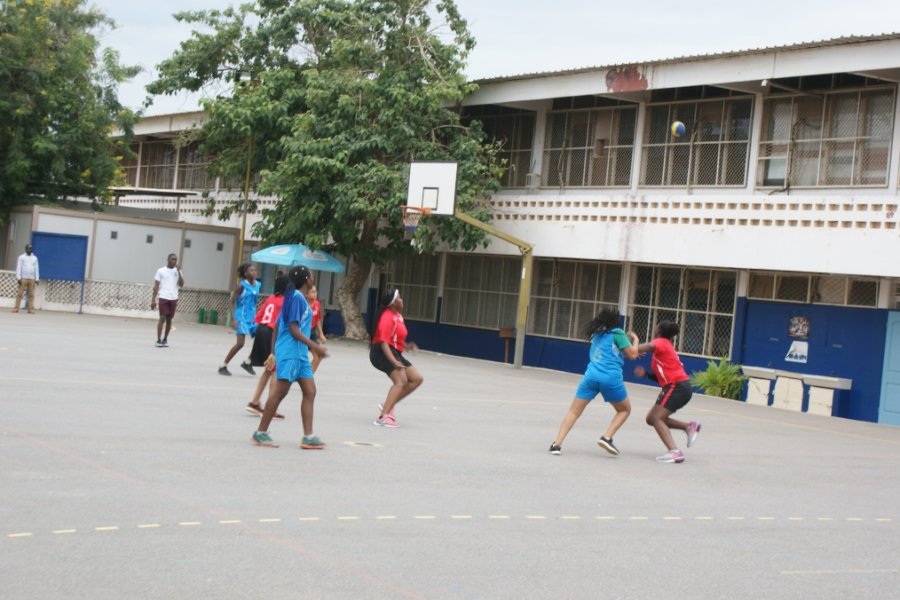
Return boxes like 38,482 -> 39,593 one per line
641,97 -> 752,187
177,141 -> 215,191
757,88 -> 894,188
543,107 -> 637,187
441,254 -> 521,329
385,254 -> 440,321
748,272 -> 879,307
477,112 -> 536,188
628,266 -> 737,358
120,143 -> 139,186
138,141 -> 177,189
528,259 -> 622,339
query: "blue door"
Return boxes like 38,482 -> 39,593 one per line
880,312 -> 900,426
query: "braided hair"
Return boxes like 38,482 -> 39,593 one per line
281,265 -> 312,325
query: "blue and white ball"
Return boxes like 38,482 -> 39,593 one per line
671,121 -> 686,137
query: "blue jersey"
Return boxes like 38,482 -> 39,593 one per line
235,279 -> 261,324
274,290 -> 312,361
584,328 -> 631,382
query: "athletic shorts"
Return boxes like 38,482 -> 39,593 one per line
235,320 -> 257,337
276,357 -> 313,382
575,375 -> 628,403
249,324 -> 273,366
370,344 -> 412,376
656,380 -> 693,413
158,298 -> 177,318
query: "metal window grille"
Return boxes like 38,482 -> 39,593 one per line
528,259 -> 622,340
641,98 -> 752,188
543,107 -> 637,188
627,266 -> 737,359
177,141 -> 215,191
748,272 -> 879,307
441,255 -> 520,329
138,141 -> 177,189
385,254 -> 440,321
479,114 -> 536,188
757,88 -> 894,188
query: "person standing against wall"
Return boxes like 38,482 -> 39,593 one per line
13,244 -> 39,314
150,253 -> 184,347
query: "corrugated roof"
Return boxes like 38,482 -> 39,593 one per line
472,33 -> 900,84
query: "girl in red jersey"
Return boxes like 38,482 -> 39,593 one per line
245,274 -> 286,418
634,321 -> 701,463
305,285 -> 326,373
370,288 -> 423,427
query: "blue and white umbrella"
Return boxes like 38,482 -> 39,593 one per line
251,244 -> 346,273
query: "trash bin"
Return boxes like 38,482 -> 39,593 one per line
198,308 -> 207,324
209,309 -> 218,325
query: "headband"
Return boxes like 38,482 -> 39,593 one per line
390,289 -> 400,306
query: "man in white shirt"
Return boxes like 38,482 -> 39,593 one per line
14,244 -> 39,314
150,253 -> 184,347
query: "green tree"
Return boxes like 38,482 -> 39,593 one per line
0,0 -> 140,222
148,0 -> 503,339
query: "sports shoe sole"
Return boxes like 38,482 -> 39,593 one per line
245,404 -> 264,416
240,363 -> 256,375
656,454 -> 685,463
300,443 -> 325,449
251,437 -> 279,448
597,438 -> 619,456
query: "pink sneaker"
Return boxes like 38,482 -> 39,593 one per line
373,414 -> 399,428
686,421 -> 701,448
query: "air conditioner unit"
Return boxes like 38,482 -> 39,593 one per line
525,172 -> 541,190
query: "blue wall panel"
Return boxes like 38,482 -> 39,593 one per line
740,300 -> 888,422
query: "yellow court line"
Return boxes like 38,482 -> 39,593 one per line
219,520 -> 241,524
53,529 -> 77,534
137,524 -> 161,529
95,526 -> 119,531
8,532 -> 33,538
337,516 -> 359,521
179,521 -> 201,526
298,517 -> 320,521
259,518 -> 281,523
664,516 -> 683,521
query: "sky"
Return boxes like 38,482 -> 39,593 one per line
90,0 -> 900,116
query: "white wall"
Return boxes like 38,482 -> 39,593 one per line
3,212 -> 34,270
93,220 -> 183,284
182,228 -> 236,291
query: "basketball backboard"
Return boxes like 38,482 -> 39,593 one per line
406,161 -> 457,216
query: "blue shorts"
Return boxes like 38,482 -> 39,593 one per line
276,358 -> 313,382
235,320 -> 257,337
575,375 -> 628,403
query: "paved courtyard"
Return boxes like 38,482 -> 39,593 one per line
1,310 -> 899,599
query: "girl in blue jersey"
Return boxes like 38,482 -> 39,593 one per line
549,307 -> 639,456
252,266 -> 329,449
219,263 -> 261,376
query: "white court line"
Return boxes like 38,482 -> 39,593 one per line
179,521 -> 201,526
137,524 -> 161,529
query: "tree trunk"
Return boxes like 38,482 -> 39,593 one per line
336,257 -> 373,340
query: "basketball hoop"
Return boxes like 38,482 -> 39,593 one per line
403,206 -> 431,237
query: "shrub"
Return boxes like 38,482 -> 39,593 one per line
690,357 -> 747,400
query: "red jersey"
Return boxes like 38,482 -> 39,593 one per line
650,337 -> 689,386
310,299 -> 322,328
254,295 -> 284,327
372,309 -> 407,352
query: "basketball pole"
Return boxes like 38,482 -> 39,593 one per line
453,211 -> 533,369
